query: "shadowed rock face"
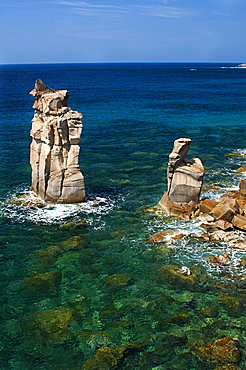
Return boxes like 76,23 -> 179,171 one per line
159,138 -> 204,219
29,79 -> 86,203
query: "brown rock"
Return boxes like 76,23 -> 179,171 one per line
211,199 -> 239,222
200,223 -> 218,233
196,232 -> 210,241
207,254 -> 231,265
202,184 -> 222,191
171,233 -> 186,241
160,192 -> 198,220
219,190 -> 241,202
230,241 -> 246,249
236,164 -> 246,173
200,198 -> 219,214
239,179 -> 246,195
232,214 -> 246,231
214,219 -> 233,231
159,138 -> 204,219
148,229 -> 185,243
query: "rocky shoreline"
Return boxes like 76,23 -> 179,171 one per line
147,138 -> 246,270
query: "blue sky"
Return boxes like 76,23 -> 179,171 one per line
1,0 -> 246,64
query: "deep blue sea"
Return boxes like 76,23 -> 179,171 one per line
1,62 -> 246,369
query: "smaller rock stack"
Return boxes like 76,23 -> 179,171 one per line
200,179 -> 246,237
159,138 -> 204,219
29,79 -> 86,203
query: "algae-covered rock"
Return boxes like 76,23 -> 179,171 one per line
66,294 -> 90,316
143,331 -> 188,367
80,344 -> 137,370
224,153 -> 243,158
155,244 -> 173,256
194,336 -> 240,363
106,274 -> 131,287
60,219 -> 86,230
218,293 -> 245,317
34,245 -> 62,265
33,236 -> 88,267
213,364 -> 241,370
23,271 -> 61,289
157,265 -> 200,290
59,235 -> 88,251
199,307 -> 218,318
25,308 -> 74,343
169,312 -> 191,324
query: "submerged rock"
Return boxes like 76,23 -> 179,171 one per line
29,79 -> 86,203
213,364 -> 240,370
60,219 -> 86,230
194,336 -> 240,363
157,264 -> 201,290
24,308 -> 74,343
33,236 -> 88,269
106,273 -> 131,286
80,344 -> 138,369
218,293 -> 245,317
23,271 -> 61,290
159,138 -> 204,219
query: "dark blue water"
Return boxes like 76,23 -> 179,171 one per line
1,63 -> 246,369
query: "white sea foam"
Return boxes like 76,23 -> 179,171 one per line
1,188 -> 117,225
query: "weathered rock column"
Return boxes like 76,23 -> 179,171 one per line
29,79 -> 86,203
159,138 -> 204,219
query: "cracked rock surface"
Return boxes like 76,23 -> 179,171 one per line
29,79 -> 86,203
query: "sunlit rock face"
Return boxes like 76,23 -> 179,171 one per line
159,138 -> 204,219
29,79 -> 86,203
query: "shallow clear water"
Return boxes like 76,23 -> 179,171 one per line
1,63 -> 246,369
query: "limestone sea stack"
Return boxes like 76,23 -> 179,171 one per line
29,79 -> 86,203
159,138 -> 204,219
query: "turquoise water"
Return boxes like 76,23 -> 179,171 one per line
1,63 -> 246,369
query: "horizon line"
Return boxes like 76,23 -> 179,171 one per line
0,61 -> 242,66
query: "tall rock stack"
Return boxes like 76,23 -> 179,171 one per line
159,138 -> 204,219
29,79 -> 86,203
